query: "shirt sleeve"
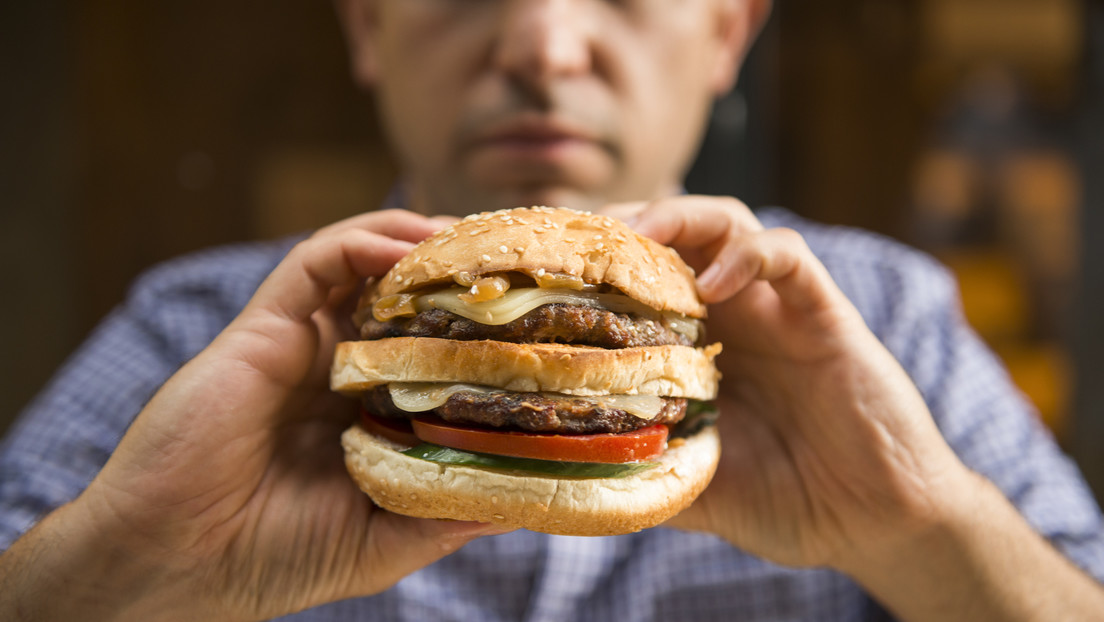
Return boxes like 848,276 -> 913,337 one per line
869,248 -> 1104,580
0,241 -> 286,551
0,304 -> 179,550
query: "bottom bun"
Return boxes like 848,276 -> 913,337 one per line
341,424 -> 720,537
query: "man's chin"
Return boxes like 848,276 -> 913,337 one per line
497,188 -> 607,213
426,185 -> 609,216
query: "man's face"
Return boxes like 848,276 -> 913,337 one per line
349,0 -> 754,216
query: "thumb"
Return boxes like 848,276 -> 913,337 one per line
662,501 -> 715,535
354,513 -> 513,594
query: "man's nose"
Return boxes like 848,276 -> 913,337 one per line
494,0 -> 594,85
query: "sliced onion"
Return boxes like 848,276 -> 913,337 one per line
592,394 -> 665,419
389,382 -> 498,413
387,382 -> 665,420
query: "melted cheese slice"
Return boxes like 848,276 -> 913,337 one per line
415,287 -> 700,342
388,382 -> 666,420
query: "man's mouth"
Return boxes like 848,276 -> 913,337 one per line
470,116 -> 604,160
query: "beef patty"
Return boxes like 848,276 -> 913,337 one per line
360,303 -> 695,348
364,386 -> 687,435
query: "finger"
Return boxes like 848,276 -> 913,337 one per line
248,228 -> 415,325
627,196 -> 764,249
355,514 -> 514,595
596,201 -> 648,223
315,209 -> 452,245
700,227 -> 846,314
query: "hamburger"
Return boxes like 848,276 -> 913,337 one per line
331,206 -> 721,536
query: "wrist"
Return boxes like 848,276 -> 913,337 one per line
830,466 -> 988,615
834,468 -> 1104,621
830,457 -> 987,579
0,493 -> 216,622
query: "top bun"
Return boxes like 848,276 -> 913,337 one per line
377,207 -> 707,318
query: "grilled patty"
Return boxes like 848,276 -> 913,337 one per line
364,386 -> 687,435
360,303 -> 695,348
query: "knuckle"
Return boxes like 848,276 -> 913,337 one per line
718,195 -> 751,215
288,237 -> 317,258
772,226 -> 808,248
374,207 -> 407,220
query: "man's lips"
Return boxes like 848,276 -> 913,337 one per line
468,118 -> 605,158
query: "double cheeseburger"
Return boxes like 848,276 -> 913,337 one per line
331,206 -> 721,536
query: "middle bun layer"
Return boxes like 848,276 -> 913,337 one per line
332,337 -> 721,399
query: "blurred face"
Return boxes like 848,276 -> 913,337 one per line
343,0 -> 759,216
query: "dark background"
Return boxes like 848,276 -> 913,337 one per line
2,0 -> 1100,502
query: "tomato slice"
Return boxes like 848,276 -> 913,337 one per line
360,409 -> 420,447
410,416 -> 668,464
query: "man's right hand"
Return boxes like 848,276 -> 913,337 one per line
0,209 -> 508,622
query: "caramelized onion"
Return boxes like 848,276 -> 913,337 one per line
415,287 -> 700,341
372,294 -> 418,322
457,275 -> 510,303
533,271 -> 586,290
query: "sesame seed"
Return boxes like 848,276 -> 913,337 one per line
499,245 -> 509,253
514,247 -> 524,253
536,268 -> 546,277
565,237 -> 575,243
594,234 -> 603,240
596,243 -> 605,250
481,254 -> 491,262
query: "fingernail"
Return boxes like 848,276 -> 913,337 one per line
430,215 -> 460,227
437,519 -> 513,537
698,264 -> 720,291
475,522 -> 515,536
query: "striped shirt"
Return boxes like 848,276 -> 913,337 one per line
2,208 -> 1101,621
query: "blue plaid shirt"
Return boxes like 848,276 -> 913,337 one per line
2,208 -> 1102,621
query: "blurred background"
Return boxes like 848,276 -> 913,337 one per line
1,1 -> 1101,503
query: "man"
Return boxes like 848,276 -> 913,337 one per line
1,0 -> 1102,619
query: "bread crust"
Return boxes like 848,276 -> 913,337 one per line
332,338 -> 722,400
342,423 -> 720,536
377,206 -> 707,318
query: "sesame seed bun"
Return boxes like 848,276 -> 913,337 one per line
377,206 -> 707,319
